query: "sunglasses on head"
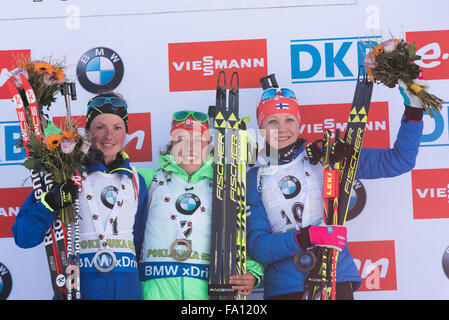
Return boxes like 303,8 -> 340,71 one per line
172,111 -> 209,122
260,88 -> 297,101
88,96 -> 128,112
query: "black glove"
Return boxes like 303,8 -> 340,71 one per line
44,179 -> 78,211
329,137 -> 352,164
305,140 -> 324,165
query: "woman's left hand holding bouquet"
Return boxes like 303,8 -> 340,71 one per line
43,179 -> 78,212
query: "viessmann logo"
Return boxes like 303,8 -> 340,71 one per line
411,168 -> 449,219
299,101 -> 390,148
348,240 -> 397,292
168,39 -> 267,91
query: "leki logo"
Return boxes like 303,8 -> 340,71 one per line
411,168 -> 449,219
0,187 -> 32,238
406,30 -> 449,80
53,112 -> 152,162
168,39 -> 267,91
299,101 -> 390,148
348,240 -> 397,292
0,49 -> 31,100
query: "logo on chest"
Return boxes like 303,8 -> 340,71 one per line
278,175 -> 301,199
101,186 -> 119,209
175,193 -> 201,215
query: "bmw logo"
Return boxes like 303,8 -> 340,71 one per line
278,175 -> 301,199
101,185 -> 119,209
176,193 -> 201,215
345,179 -> 367,221
77,47 -> 124,93
0,262 -> 12,300
442,246 -> 449,279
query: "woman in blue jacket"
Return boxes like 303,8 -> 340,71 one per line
246,80 -> 424,300
12,93 -> 148,300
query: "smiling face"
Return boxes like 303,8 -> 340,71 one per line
88,113 -> 127,165
170,128 -> 210,175
261,113 -> 300,150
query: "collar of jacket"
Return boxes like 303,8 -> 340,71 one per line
86,150 -> 134,178
277,138 -> 307,165
158,153 -> 213,184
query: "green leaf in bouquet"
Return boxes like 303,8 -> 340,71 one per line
405,42 -> 417,56
22,158 -> 35,170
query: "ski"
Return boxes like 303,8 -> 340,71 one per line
5,77 -> 67,299
208,71 -> 227,299
59,82 -> 81,301
208,71 -> 248,299
303,67 -> 373,300
223,71 -> 239,298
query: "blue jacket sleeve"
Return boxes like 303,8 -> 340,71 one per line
12,191 -> 56,249
356,116 -> 423,179
132,173 -> 149,261
246,167 -> 303,266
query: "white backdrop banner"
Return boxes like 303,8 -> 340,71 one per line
0,0 -> 448,300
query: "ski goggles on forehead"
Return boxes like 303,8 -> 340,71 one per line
87,96 -> 128,111
260,88 -> 297,101
172,111 -> 209,122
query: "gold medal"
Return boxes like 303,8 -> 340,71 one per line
169,239 -> 192,262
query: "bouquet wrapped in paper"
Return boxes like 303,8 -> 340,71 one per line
363,38 -> 444,117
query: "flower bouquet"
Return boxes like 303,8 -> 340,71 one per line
23,121 -> 90,223
363,38 -> 444,117
12,56 -> 90,223
12,55 -> 67,127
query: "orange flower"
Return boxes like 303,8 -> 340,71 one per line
51,66 -> 65,81
367,67 -> 374,82
62,130 -> 79,141
34,62 -> 54,74
370,44 -> 384,59
45,134 -> 63,150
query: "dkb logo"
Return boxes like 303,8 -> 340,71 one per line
420,104 -> 449,148
290,36 -> 381,84
0,121 -> 26,166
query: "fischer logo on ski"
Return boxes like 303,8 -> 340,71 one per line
303,67 -> 373,300
208,71 -> 249,300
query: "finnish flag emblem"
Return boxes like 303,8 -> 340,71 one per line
276,103 -> 289,110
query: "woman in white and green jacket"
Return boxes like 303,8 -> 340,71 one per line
138,110 -> 263,300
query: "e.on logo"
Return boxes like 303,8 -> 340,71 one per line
168,39 -> 267,91
348,240 -> 397,292
0,49 -> 31,100
53,112 -> 152,162
299,101 -> 390,148
0,187 -> 33,238
411,168 -> 449,219
406,30 -> 449,80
